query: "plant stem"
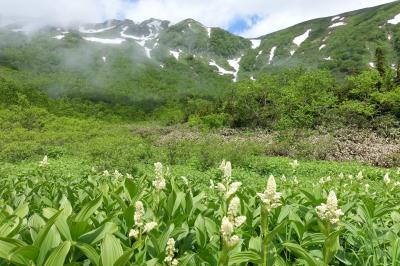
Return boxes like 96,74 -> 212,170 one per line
218,239 -> 229,266
261,205 -> 269,266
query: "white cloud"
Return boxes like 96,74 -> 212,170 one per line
0,0 -> 397,37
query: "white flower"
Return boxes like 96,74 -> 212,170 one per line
383,173 -> 390,184
164,238 -> 177,265
364,184 -> 370,192
319,177 -> 325,185
220,216 -> 234,237
289,159 -> 299,169
348,175 -> 353,180
153,178 -> 166,190
128,229 -> 139,238
234,216 -> 246,228
224,161 -> 232,179
39,156 -> 49,167
356,171 -> 363,180
228,197 -> 240,217
226,182 -> 242,198
316,191 -> 343,224
338,173 -> 344,179
153,162 -> 166,190
126,173 -> 133,179
180,176 -> 189,186
143,222 -> 158,233
219,160 -> 226,171
397,168 -> 400,175
154,162 -> 163,178
293,176 -> 299,185
216,183 -> 226,192
281,175 -> 287,182
395,181 -> 400,187
228,235 -> 240,247
171,259 -> 179,266
257,175 -> 282,211
113,170 -> 123,179
134,201 -> 145,227
209,179 -> 215,189
102,170 -> 110,177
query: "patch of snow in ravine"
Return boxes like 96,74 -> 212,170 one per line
388,34 -> 392,41
209,57 -> 242,82
256,50 -> 263,59
250,76 -> 256,81
83,37 -> 126,44
207,27 -> 212,38
319,44 -> 326,50
170,50 -> 181,60
331,16 -> 341,21
79,25 -> 116,34
52,35 -> 65,40
290,50 -> 296,56
388,14 -> 400,24
369,62 -> 375,68
293,29 -> 311,46
209,60 -> 235,75
102,56 -> 107,63
268,46 -> 277,64
329,22 -> 346,28
227,57 -> 241,82
250,39 -> 261,49
323,57 -> 332,61
144,47 -> 151,58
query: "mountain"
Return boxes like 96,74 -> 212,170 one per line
1,1 -> 400,104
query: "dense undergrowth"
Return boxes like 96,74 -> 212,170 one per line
0,158 -> 399,265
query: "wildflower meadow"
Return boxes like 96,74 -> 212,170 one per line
0,156 -> 399,265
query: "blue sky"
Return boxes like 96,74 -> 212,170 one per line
0,0 -> 397,37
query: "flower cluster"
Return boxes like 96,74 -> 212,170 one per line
319,176 -> 332,185
128,201 -> 157,239
220,216 -> 241,248
39,156 -> 49,167
356,171 -> 363,180
113,170 -> 123,179
383,173 -> 390,184
257,175 -> 282,211
213,161 -> 242,199
316,191 -> 344,224
290,159 -> 299,170
152,162 -> 166,190
164,238 -> 179,266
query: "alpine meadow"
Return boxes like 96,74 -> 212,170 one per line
1,1 -> 400,265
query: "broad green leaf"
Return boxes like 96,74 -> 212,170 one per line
114,249 -> 135,266
101,234 -> 123,266
323,230 -> 341,264
75,242 -> 100,266
229,251 -> 261,265
75,195 -> 103,222
78,222 -> 118,244
282,243 -> 318,266
44,241 -> 71,266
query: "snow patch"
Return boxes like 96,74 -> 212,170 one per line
83,37 -> 126,44
79,25 -> 116,34
170,50 -> 181,60
293,29 -> 311,46
319,44 -> 326,50
290,50 -> 295,56
227,57 -> 241,82
329,22 -> 346,28
323,57 -> 332,61
250,39 -> 261,49
250,76 -> 256,81
268,46 -> 277,64
144,47 -> 151,58
331,16 -> 341,21
369,62 -> 375,68
102,56 -> 107,63
209,60 -> 235,75
52,35 -> 65,40
207,27 -> 212,38
256,50 -> 263,59
388,13 -> 400,24
388,34 -> 392,41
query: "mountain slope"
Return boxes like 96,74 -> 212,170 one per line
1,1 -> 400,103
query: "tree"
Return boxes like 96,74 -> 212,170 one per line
374,47 -> 386,78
